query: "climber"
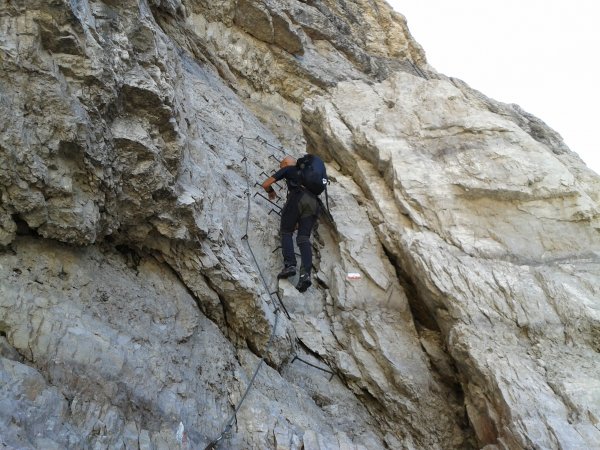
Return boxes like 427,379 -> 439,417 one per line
261,155 -> 325,293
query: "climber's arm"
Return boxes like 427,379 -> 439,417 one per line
262,177 -> 278,200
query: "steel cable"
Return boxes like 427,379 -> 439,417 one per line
204,137 -> 281,450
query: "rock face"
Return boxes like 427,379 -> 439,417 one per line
0,1 -> 598,449
302,74 -> 600,448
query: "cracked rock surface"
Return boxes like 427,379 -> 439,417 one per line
1,1 -> 599,449
302,72 -> 600,449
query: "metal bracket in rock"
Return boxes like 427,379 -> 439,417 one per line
205,135 -> 336,449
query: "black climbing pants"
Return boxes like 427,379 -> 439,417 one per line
280,190 -> 319,274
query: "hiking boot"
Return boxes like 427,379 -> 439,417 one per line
277,265 -> 296,279
296,272 -> 312,293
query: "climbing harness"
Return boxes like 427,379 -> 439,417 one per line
204,135 -> 336,449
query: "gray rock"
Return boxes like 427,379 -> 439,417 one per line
0,356 -> 78,449
1,1 -> 598,449
302,71 -> 600,449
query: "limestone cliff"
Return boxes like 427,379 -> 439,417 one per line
1,1 -> 599,449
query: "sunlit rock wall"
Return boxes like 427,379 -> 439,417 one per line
1,1 -> 598,449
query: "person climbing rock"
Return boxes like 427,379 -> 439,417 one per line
262,155 -> 323,293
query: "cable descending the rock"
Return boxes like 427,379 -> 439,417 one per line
205,135 -> 339,448
204,313 -> 280,450
204,136 -> 282,450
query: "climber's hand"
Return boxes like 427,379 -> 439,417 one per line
268,190 -> 278,201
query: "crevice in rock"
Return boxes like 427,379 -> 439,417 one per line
115,244 -> 142,272
146,248 -> 264,366
245,337 -> 261,361
417,325 -> 477,445
381,244 -> 439,332
380,246 -> 478,447
0,334 -> 25,363
150,252 -> 231,333
199,272 -> 238,344
12,214 -> 40,238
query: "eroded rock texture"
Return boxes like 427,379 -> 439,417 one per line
0,1 -> 598,449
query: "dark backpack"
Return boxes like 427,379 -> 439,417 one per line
297,154 -> 327,196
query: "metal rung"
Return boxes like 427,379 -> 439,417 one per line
291,356 -> 335,381
253,192 -> 282,209
269,291 -> 290,319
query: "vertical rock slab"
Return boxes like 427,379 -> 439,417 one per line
278,167 -> 472,448
302,71 -> 600,449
